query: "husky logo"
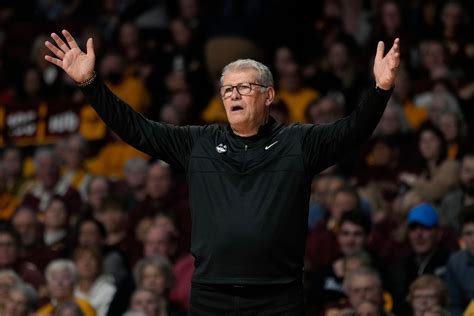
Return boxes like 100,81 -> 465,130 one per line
216,143 -> 227,153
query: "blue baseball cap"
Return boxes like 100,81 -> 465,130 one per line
408,203 -> 439,228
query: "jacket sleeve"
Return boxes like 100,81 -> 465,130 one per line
300,87 -> 392,176
79,77 -> 203,170
445,254 -> 468,316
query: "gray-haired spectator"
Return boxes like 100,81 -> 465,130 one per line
57,133 -> 92,201
36,259 -> 96,315
21,146 -> 82,216
114,157 -> 148,211
133,255 -> 174,297
3,282 -> 38,316
343,267 -> 387,314
0,269 -> 22,313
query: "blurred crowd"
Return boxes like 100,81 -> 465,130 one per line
0,0 -> 474,315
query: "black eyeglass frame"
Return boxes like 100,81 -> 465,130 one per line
219,82 -> 268,98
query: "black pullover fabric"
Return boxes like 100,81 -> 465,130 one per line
80,78 -> 391,285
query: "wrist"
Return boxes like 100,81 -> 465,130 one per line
76,71 -> 96,87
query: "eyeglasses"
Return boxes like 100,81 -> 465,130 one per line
220,82 -> 267,98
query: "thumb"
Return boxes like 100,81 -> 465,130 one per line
375,41 -> 384,62
86,38 -> 95,57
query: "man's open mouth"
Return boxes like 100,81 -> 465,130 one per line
231,105 -> 244,112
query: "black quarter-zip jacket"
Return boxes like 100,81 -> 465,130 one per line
81,78 -> 391,285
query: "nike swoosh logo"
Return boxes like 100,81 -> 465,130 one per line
265,141 -> 279,150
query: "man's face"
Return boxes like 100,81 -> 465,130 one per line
0,234 -> 17,267
338,222 -> 367,256
330,192 -> 357,222
408,224 -> 439,256
347,275 -> 382,308
221,69 -> 272,134
144,226 -> 172,258
462,223 -> 474,255
12,210 -> 37,246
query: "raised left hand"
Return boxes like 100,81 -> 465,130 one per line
373,38 -> 400,90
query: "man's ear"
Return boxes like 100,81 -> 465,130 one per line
265,86 -> 275,106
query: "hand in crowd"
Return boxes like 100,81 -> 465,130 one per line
399,171 -> 418,187
44,29 -> 95,83
373,38 -> 400,90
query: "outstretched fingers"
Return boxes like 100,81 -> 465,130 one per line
51,32 -> 71,54
45,40 -> 65,59
62,29 -> 80,50
44,55 -> 63,68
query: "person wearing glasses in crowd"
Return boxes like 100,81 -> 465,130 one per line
43,29 -> 400,314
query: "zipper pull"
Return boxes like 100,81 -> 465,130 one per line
245,144 -> 248,151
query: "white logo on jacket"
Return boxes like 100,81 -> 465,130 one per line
265,141 -> 279,150
216,143 -> 227,153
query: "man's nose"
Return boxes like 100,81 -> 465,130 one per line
230,86 -> 241,99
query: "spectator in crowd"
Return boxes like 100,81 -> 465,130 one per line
0,269 -> 22,313
98,50 -> 151,115
133,255 -> 186,315
306,185 -> 369,271
307,173 -> 346,230
387,203 -> 453,315
1,146 -> 29,199
445,205 -> 474,316
125,288 -> 162,316
82,175 -> 112,218
94,196 -> 142,268
398,122 -> 460,205
36,259 -> 96,316
130,160 -> 190,241
72,217 -> 128,285
21,147 -> 82,216
38,195 -> 72,270
406,275 -> 448,316
57,133 -> 92,201
438,109 -> 468,159
0,223 -> 45,293
73,245 -> 116,316
2,282 -> 38,316
439,151 -> 474,234
11,206 -> 48,272
113,157 -> 148,212
341,267 -> 389,315
272,45 -> 319,123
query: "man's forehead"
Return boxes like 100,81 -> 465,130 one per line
222,69 -> 258,85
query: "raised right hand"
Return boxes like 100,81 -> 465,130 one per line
44,29 -> 95,83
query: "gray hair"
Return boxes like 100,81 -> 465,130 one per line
124,157 -> 148,173
220,59 -> 274,87
0,269 -> 22,286
133,255 -> 175,289
33,146 -> 58,170
10,283 -> 38,312
343,266 -> 382,293
45,259 -> 77,283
